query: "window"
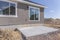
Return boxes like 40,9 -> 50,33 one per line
0,1 -> 17,17
29,6 -> 40,21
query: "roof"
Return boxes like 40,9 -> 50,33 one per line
15,0 -> 47,8
17,26 -> 58,37
26,0 -> 45,6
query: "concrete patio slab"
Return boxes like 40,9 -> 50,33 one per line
17,26 -> 60,40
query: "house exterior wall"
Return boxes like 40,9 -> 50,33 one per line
0,1 -> 44,25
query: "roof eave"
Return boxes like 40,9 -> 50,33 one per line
15,0 -> 47,8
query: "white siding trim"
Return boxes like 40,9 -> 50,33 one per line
16,0 -> 47,8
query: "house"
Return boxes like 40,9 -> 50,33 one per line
0,0 -> 46,25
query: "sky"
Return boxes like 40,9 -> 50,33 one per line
31,0 -> 60,19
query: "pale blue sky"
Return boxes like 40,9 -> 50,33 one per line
31,0 -> 60,19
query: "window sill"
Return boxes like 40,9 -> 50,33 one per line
0,15 -> 18,17
29,20 -> 40,21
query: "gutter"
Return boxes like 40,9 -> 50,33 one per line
14,0 -> 47,8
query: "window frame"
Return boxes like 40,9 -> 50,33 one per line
29,6 -> 40,21
0,0 -> 17,17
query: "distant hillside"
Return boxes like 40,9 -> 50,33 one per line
44,18 -> 60,25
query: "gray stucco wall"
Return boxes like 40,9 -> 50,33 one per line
0,2 -> 44,25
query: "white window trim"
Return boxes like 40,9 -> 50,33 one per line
29,6 -> 40,21
0,0 -> 17,17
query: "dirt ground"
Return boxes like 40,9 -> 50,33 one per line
44,24 -> 60,29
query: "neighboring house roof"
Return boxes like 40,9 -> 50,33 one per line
0,6 -> 9,11
15,0 -> 47,8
